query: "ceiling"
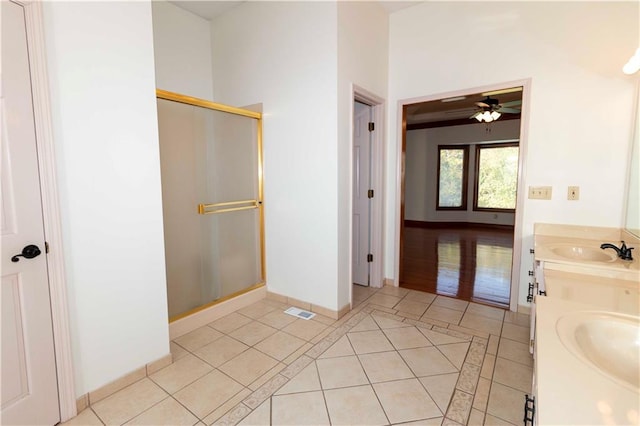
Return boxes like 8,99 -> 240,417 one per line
166,1 -> 521,128
168,1 -> 244,20
405,87 -> 523,129
169,1 -> 421,21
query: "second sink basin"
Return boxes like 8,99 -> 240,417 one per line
556,311 -> 640,392
549,244 -> 617,262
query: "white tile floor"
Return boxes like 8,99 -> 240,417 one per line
63,285 -> 532,425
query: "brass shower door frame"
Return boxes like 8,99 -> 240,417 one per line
156,89 -> 266,322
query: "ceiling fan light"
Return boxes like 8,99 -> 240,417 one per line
474,113 -> 483,122
491,111 -> 501,120
479,111 -> 492,122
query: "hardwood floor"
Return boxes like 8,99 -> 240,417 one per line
400,224 -> 513,309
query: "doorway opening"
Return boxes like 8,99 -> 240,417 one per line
398,84 -> 526,310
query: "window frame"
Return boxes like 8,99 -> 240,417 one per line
436,145 -> 469,211
473,142 -> 519,213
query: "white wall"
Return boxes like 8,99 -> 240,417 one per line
337,1 -> 389,306
387,2 -> 638,307
210,2 -> 340,310
405,120 -> 519,226
151,1 -> 213,99
44,1 -> 169,396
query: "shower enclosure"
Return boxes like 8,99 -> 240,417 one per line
156,90 -> 265,321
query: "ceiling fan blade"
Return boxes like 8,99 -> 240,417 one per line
497,107 -> 521,114
469,111 -> 481,119
475,101 -> 489,108
501,100 -> 522,108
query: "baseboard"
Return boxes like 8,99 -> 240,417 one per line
169,286 -> 267,340
77,353 -> 172,411
404,220 -> 514,231
266,291 -> 350,320
517,304 -> 531,315
383,278 -> 395,287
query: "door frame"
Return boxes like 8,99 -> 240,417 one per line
393,79 -> 531,312
15,1 -> 76,420
351,85 -> 385,293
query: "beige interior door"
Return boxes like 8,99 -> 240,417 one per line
1,1 -> 60,424
352,101 -> 373,286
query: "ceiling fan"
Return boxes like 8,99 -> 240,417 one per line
470,96 -> 521,122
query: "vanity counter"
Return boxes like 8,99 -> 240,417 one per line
535,296 -> 639,426
534,234 -> 639,278
544,268 -> 639,315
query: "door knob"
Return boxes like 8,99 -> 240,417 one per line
11,245 -> 42,262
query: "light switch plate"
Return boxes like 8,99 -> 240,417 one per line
567,186 -> 579,200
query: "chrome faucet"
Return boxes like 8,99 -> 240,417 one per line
600,241 -> 634,261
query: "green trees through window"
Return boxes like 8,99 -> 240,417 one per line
475,144 -> 519,211
437,146 -> 468,209
436,143 -> 518,212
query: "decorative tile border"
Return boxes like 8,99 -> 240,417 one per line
71,284 -> 531,426
243,374 -> 289,410
207,297 -> 497,425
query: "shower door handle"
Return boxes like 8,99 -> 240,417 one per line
198,199 -> 260,215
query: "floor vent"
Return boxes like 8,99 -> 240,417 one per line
284,307 -> 315,320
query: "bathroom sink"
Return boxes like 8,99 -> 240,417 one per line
556,311 -> 640,391
549,244 -> 617,262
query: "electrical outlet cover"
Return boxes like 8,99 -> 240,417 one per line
528,186 -> 552,200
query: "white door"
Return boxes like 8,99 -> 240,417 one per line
352,101 -> 373,286
1,1 -> 60,424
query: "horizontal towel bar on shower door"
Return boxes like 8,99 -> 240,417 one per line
198,199 -> 260,215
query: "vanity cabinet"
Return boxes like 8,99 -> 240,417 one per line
533,297 -> 639,425
527,254 -> 546,354
530,223 -> 639,425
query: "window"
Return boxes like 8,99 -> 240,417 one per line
474,143 -> 519,211
437,146 -> 469,210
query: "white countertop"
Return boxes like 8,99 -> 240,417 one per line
543,268 -> 640,315
535,297 -> 640,425
534,235 -> 639,279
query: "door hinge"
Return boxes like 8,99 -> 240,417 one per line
524,394 -> 536,425
368,122 -> 375,132
45,241 -> 50,254
367,189 -> 374,199
367,253 -> 373,263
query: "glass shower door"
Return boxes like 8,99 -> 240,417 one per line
156,91 -> 264,320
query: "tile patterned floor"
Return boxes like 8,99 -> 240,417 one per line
63,285 -> 532,426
